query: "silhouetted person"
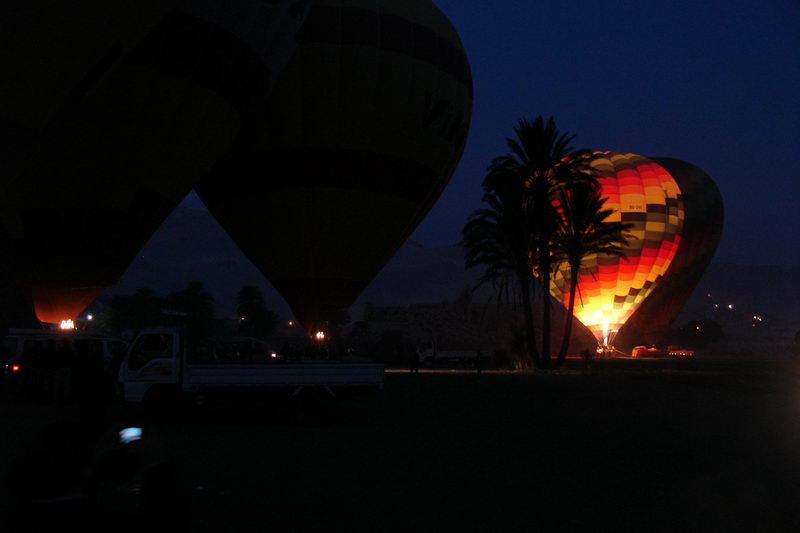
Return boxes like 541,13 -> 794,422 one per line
73,341 -> 106,428
0,336 -> 8,400
408,344 -> 420,374
67,340 -> 89,402
85,341 -> 106,401
40,339 -> 59,401
52,341 -> 73,402
108,347 -> 126,399
21,341 -> 43,392
581,348 -> 593,375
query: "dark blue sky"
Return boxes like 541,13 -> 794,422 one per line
184,0 -> 799,265
417,0 -> 800,265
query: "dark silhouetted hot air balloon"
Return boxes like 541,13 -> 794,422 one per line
614,157 -> 723,350
197,0 -> 473,332
550,152 -> 685,345
1,1 -> 310,325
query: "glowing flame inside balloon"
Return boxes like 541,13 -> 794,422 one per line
59,319 -> 75,330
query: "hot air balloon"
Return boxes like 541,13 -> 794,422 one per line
550,152 -> 686,347
197,0 -> 473,332
614,157 -> 723,351
1,1 -> 310,325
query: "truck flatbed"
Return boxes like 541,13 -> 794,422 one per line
119,328 -> 384,403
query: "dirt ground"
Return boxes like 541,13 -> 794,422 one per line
2,356 -> 800,532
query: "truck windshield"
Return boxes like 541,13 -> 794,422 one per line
128,334 -> 173,371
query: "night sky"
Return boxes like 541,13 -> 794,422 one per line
184,0 -> 800,266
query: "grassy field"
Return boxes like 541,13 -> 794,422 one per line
2,356 -> 800,532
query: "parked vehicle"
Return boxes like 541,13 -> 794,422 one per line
416,341 -> 483,365
2,328 -> 128,382
118,327 -> 384,403
631,345 -> 668,358
666,345 -> 695,357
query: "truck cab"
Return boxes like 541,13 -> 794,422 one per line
118,328 -> 181,403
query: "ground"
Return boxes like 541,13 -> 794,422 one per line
2,356 -> 799,532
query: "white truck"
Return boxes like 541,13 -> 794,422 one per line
118,327 -> 384,403
416,340 -> 484,366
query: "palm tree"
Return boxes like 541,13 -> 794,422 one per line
462,191 -> 539,367
463,116 -> 596,368
551,182 -> 631,365
489,117 -> 596,368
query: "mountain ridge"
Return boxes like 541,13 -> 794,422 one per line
106,206 -> 800,334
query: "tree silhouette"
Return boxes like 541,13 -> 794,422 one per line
235,286 -> 278,339
164,282 -> 215,340
107,288 -> 165,336
466,116 -> 596,368
551,182 -> 631,365
462,169 -> 540,366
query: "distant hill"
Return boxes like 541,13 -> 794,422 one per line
677,263 -> 800,336
107,207 -> 486,319
106,206 -> 800,337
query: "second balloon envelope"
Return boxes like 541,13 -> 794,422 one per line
198,0 -> 474,331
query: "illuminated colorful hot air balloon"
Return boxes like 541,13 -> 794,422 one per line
1,1 -> 310,324
550,152 -> 685,344
614,157 -> 723,350
197,0 -> 473,332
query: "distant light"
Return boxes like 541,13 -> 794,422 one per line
59,319 -> 75,330
696,326 -> 701,330
728,304 -> 734,310
315,331 -> 326,341
240,317 -> 245,321
707,293 -> 712,297
12,365 -> 20,372
271,353 -> 277,358
86,314 -> 93,321
288,321 -> 294,327
714,304 -> 719,308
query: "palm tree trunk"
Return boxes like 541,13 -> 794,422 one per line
518,271 -> 539,367
540,255 -> 551,368
556,262 -> 578,366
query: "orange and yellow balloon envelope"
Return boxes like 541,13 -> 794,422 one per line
551,152 -> 685,343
